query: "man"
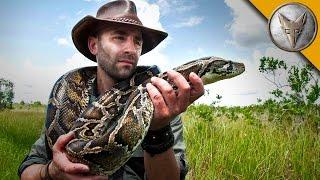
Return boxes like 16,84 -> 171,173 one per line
19,1 -> 204,179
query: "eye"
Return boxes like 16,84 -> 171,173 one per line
285,29 -> 290,34
134,39 -> 142,47
114,36 -> 125,41
295,29 -> 301,34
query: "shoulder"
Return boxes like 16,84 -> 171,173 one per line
50,66 -> 97,91
57,66 -> 97,84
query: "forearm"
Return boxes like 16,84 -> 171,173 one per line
144,148 -> 180,180
20,164 -> 45,180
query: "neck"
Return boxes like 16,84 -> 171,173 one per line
97,66 -> 117,95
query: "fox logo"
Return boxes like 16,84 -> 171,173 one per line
278,12 -> 307,48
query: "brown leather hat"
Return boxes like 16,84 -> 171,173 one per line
72,0 -> 168,61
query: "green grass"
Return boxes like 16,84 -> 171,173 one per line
0,103 -> 319,179
0,109 -> 45,180
184,103 -> 320,179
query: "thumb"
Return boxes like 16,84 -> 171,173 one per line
53,131 -> 75,152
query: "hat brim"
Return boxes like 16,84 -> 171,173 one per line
72,16 -> 168,62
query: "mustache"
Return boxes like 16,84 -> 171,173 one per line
117,53 -> 138,62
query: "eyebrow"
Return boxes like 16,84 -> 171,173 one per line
112,30 -> 128,36
111,30 -> 142,41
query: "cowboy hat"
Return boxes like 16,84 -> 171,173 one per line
72,0 -> 168,62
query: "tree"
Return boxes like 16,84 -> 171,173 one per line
33,101 -> 42,106
259,57 -> 319,105
0,78 -> 14,109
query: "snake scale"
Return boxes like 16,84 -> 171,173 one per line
45,56 -> 245,175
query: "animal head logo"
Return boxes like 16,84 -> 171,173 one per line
268,3 -> 317,52
278,12 -> 307,48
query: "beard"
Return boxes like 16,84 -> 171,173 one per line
96,43 -> 139,81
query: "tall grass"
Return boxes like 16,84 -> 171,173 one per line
0,110 -> 45,179
184,103 -> 320,179
0,103 -> 319,179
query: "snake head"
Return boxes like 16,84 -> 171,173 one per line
200,59 -> 245,85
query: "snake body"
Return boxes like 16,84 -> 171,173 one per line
45,56 -> 245,175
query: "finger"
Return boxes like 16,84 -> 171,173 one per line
52,132 -> 90,174
150,77 -> 177,109
146,83 -> 170,118
189,72 -> 205,102
167,70 -> 190,110
53,131 -> 75,152
54,153 -> 90,174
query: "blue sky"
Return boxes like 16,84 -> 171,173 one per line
0,0 -> 233,66
0,0 -> 312,106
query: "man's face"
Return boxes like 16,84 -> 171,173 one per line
95,24 -> 143,81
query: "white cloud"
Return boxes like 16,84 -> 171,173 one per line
132,0 -> 165,31
138,36 -> 172,71
56,37 -> 71,47
76,10 -> 83,15
156,0 -> 197,16
131,0 -> 170,70
83,0 -> 104,2
224,0 -> 270,48
64,52 -> 97,70
195,55 -> 272,106
58,15 -> 67,20
195,46 -> 314,106
0,53 -> 96,104
176,5 -> 197,13
174,16 -> 204,28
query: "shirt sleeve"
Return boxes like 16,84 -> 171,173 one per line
17,127 -> 52,177
170,115 -> 189,179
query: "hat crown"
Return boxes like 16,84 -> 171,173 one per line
96,0 -> 142,25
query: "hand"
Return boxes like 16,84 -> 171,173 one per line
146,70 -> 204,130
49,131 -> 108,180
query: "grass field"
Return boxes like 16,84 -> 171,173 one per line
0,102 -> 319,179
0,109 -> 45,179
184,103 -> 320,179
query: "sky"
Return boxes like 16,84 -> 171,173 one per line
0,0 -> 317,106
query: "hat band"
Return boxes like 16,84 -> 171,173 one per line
106,17 -> 143,26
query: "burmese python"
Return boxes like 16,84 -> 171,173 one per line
45,56 -> 245,175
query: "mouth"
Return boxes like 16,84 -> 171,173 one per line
118,59 -> 135,65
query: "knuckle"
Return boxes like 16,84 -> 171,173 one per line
164,87 -> 174,95
173,107 -> 181,114
181,84 -> 191,92
152,77 -> 161,84
168,71 -> 179,79
52,143 -> 59,153
163,109 -> 171,118
64,165 -> 73,173
60,164 -> 67,172
153,94 -> 161,101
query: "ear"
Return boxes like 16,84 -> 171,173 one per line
296,12 -> 307,26
278,13 -> 288,27
88,36 -> 98,55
